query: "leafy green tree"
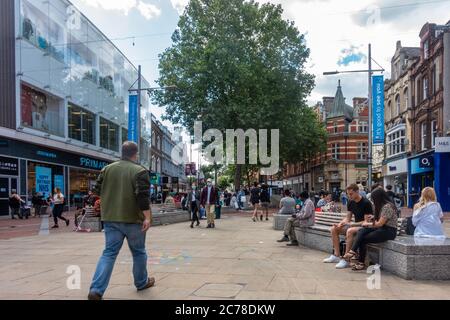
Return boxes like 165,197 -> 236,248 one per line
153,0 -> 326,190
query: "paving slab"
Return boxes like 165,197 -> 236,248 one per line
0,214 -> 449,300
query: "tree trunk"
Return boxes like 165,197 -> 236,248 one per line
234,164 -> 242,191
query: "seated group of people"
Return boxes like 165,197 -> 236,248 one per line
278,184 -> 446,271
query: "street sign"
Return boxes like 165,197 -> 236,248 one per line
372,75 -> 385,144
128,95 -> 138,143
436,137 -> 450,153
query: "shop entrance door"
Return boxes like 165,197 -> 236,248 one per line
0,177 -> 18,217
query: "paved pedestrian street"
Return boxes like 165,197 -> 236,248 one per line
0,214 -> 449,300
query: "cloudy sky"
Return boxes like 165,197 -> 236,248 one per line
70,0 -> 449,129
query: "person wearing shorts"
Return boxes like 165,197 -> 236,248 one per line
250,182 -> 261,222
323,184 -> 374,269
260,184 -> 271,221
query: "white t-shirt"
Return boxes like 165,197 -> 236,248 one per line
53,193 -> 64,205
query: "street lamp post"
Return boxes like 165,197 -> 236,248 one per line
323,44 -> 384,189
128,64 -> 176,166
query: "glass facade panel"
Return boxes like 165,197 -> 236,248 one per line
100,118 -> 119,152
68,103 -> 96,145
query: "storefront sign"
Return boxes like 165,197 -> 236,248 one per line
386,158 -> 407,175
0,156 -> 19,176
411,155 -> 434,175
36,166 -> 52,198
79,157 -> 108,170
419,155 -> 433,168
372,75 -> 385,144
436,137 -> 450,153
37,151 -> 57,159
128,95 -> 138,143
1,138 -> 111,171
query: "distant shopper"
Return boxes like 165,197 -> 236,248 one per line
316,192 -> 330,209
51,188 -> 69,228
412,187 -> 445,238
32,192 -> 43,217
341,191 -> 348,206
9,192 -> 24,220
278,190 -> 296,215
88,141 -> 153,300
200,179 -> 217,229
260,184 -> 271,221
187,185 -> 201,229
250,182 -> 261,222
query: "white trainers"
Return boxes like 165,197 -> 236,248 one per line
323,255 -> 341,263
335,259 -> 350,269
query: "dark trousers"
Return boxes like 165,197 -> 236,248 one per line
53,204 -> 67,225
191,202 -> 199,224
10,207 -> 21,219
352,226 -> 397,263
34,205 -> 42,216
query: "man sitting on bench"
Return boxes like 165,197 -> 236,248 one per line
323,184 -> 373,269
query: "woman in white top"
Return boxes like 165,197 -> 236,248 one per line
51,188 -> 70,229
412,187 -> 445,239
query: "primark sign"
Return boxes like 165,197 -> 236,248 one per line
436,137 -> 450,153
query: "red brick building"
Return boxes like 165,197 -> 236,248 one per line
283,81 -> 369,194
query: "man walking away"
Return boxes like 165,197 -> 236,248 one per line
88,142 -> 153,300
278,191 -> 315,246
200,179 -> 217,229
187,185 -> 201,228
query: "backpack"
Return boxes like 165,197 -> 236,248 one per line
405,216 -> 416,236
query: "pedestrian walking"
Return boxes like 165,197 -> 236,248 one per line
250,182 -> 261,222
260,184 -> 271,221
51,188 -> 69,228
8,192 -> 24,220
200,179 -> 217,229
88,141 -> 154,300
187,185 -> 201,228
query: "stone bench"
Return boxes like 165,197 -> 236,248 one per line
151,210 -> 191,226
273,214 -> 291,231
294,212 -> 450,280
77,215 -> 102,232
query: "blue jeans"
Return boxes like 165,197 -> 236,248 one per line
90,222 -> 148,296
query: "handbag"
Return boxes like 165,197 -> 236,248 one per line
405,216 -> 416,235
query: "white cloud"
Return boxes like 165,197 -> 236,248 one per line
170,0 -> 189,15
259,0 -> 450,103
79,0 -> 161,19
81,0 -> 137,15
138,2 -> 161,20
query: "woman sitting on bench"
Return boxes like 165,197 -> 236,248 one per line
412,187 -> 445,239
344,188 -> 398,271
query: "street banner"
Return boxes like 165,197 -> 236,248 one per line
128,94 -> 138,143
372,75 -> 385,144
36,166 -> 52,198
150,173 -> 160,185
54,175 -> 64,194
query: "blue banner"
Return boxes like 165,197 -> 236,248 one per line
36,166 -> 52,198
372,75 -> 385,144
128,94 -> 138,143
54,175 -> 64,194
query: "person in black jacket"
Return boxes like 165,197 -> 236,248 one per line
260,184 -> 271,221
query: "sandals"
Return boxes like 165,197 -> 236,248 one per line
343,250 -> 357,261
351,262 -> 367,271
